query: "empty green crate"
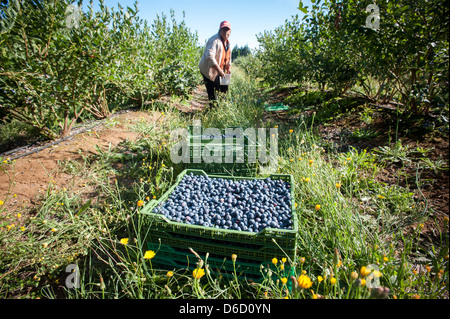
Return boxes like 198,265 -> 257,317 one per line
187,126 -> 250,145
263,103 -> 289,112
186,126 -> 258,176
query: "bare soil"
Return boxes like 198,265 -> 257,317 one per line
0,111 -> 147,210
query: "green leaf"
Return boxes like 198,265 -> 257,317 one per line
298,1 -> 308,14
77,199 -> 92,215
298,7 -> 308,14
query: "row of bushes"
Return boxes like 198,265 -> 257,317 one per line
235,0 -> 449,116
0,0 -> 202,139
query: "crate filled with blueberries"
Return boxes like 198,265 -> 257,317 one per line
140,169 -> 298,271
154,172 -> 293,233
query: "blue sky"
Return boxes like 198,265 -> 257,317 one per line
83,0 -> 311,50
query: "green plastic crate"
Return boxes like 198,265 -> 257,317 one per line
186,126 -> 258,176
146,228 -> 297,265
263,103 -> 289,112
147,243 -> 295,283
187,125 -> 248,143
147,243 -> 270,280
140,169 -> 298,274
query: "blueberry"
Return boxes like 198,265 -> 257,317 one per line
153,174 -> 292,232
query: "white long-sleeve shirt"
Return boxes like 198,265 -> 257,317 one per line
199,33 -> 231,82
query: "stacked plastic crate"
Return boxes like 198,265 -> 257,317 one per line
140,127 -> 297,281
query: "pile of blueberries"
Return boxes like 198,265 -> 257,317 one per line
151,173 -> 293,233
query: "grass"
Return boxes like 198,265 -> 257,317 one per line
0,67 -> 448,300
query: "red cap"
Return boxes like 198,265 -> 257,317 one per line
220,21 -> 231,30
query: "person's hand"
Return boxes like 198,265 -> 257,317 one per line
213,64 -> 225,77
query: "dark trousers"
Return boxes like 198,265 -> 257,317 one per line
202,73 -> 228,106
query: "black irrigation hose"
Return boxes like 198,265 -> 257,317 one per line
1,111 -> 124,161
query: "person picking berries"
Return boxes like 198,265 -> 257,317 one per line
199,21 -> 232,107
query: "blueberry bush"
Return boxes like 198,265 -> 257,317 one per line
242,0 -> 449,115
0,0 -> 201,139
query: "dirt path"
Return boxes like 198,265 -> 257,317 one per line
0,87 -> 210,212
0,111 -> 149,211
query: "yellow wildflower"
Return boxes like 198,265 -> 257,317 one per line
281,277 -> 288,285
272,257 -> 278,265
144,250 -> 156,259
193,268 -> 205,279
315,204 -> 321,211
297,275 -> 313,289
373,270 -> 382,278
120,238 -> 129,245
167,271 -> 174,278
330,277 -> 337,284
137,200 -> 144,207
360,266 -> 371,277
